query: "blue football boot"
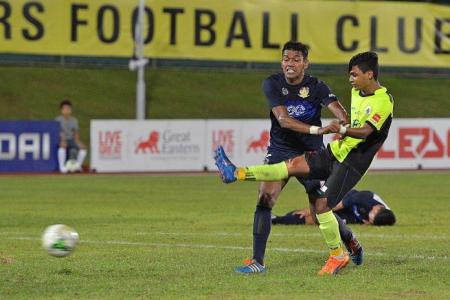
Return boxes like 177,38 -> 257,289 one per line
235,259 -> 266,274
345,236 -> 364,266
214,146 -> 237,183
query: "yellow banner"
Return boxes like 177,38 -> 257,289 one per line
0,0 -> 449,67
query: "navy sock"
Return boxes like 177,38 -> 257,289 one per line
253,205 -> 272,265
335,213 -> 353,244
272,214 -> 306,225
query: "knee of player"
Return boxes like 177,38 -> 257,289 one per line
257,192 -> 277,208
312,197 -> 331,214
285,156 -> 309,176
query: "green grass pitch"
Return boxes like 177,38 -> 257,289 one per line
0,172 -> 449,299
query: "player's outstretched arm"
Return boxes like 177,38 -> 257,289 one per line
327,101 -> 349,125
344,123 -> 374,139
332,201 -> 345,212
272,106 -> 332,135
327,121 -> 374,139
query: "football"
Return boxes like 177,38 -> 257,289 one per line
42,224 -> 79,257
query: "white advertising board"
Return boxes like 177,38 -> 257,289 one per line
205,120 -> 271,170
91,120 -> 206,172
91,119 -> 450,172
370,118 -> 449,170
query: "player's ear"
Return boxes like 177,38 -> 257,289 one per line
367,70 -> 374,80
304,58 -> 310,70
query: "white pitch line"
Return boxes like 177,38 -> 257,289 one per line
6,236 -> 448,261
3,231 -> 449,240
137,231 -> 450,240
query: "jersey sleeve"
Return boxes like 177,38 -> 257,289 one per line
262,78 -> 283,108
317,81 -> 338,107
351,191 -> 373,207
342,190 -> 358,209
366,96 -> 393,131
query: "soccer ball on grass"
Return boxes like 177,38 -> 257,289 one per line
42,224 -> 79,257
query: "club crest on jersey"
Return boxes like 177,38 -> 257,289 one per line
282,87 -> 288,95
365,106 -> 372,115
298,87 -> 309,98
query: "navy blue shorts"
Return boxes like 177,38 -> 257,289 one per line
264,147 -> 322,195
66,139 -> 79,150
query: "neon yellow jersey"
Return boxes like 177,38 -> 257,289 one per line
330,86 -> 394,171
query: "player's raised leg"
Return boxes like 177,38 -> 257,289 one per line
214,146 -> 310,183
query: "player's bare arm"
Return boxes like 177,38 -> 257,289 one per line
74,132 -> 86,149
272,105 -> 333,135
293,208 -> 311,218
327,121 -> 374,139
327,101 -> 349,125
332,201 -> 345,212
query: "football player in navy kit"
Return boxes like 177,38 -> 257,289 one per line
234,41 -> 363,274
272,190 -> 396,226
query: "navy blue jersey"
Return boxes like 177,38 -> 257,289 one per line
339,190 -> 390,223
263,73 -> 337,152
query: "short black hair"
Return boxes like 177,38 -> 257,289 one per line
282,41 -> 309,59
59,99 -> 72,109
373,209 -> 396,226
348,51 -> 379,80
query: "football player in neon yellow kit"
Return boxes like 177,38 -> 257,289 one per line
215,51 -> 394,275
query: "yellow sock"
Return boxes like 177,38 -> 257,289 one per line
236,162 -> 288,181
316,210 -> 344,258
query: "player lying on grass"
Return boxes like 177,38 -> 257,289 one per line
272,189 -> 396,226
215,51 -> 394,275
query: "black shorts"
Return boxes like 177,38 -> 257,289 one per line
66,139 -> 80,159
305,146 -> 363,208
66,139 -> 79,150
265,147 -> 322,195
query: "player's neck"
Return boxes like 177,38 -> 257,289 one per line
360,81 -> 381,95
285,74 -> 304,85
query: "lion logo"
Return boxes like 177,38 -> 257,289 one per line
247,131 -> 270,153
135,131 -> 160,154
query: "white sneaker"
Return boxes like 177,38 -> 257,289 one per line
74,162 -> 82,172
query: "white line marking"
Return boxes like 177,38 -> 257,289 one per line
6,236 -> 448,261
137,231 -> 450,240
3,231 -> 449,240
